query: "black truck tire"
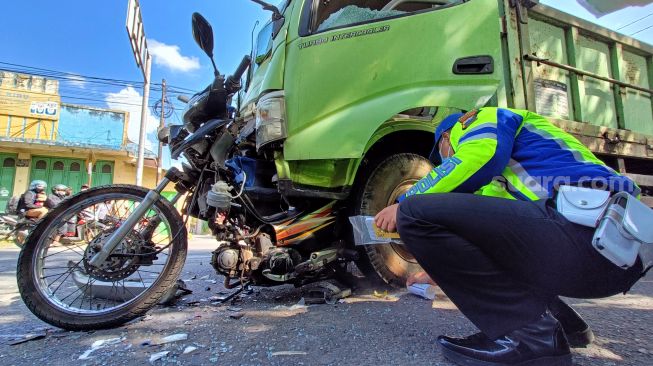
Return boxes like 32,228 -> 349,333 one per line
17,185 -> 187,330
354,153 -> 432,287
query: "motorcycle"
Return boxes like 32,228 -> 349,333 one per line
17,12 -> 362,331
0,213 -> 33,247
4,210 -> 109,248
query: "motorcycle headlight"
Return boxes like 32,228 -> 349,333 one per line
182,89 -> 210,132
255,91 -> 286,150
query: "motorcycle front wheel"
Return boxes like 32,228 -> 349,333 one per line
17,185 -> 187,330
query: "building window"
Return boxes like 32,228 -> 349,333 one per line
70,162 -> 81,171
101,164 -> 112,174
53,161 -> 64,170
35,160 -> 47,170
3,158 -> 15,168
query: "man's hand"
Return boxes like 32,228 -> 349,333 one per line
406,271 -> 437,287
374,203 -> 399,233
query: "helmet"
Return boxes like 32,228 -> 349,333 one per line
52,184 -> 68,194
428,113 -> 463,165
29,180 -> 47,191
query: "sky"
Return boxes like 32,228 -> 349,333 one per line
1,0 -> 653,166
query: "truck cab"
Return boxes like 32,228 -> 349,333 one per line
238,0 -> 653,285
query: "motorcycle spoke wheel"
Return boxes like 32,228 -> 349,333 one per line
17,185 -> 187,330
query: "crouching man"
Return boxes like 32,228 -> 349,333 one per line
375,108 -> 647,366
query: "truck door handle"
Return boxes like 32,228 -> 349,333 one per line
453,56 -> 494,75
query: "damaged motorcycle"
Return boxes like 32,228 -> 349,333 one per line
17,10 -> 395,331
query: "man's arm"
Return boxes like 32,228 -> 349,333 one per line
23,191 -> 39,209
400,108 -> 523,200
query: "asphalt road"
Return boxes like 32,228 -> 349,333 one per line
0,236 -> 651,365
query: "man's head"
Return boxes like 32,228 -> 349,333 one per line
52,184 -> 68,197
29,180 -> 47,193
429,113 -> 462,165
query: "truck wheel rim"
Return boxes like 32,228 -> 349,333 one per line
387,180 -> 417,263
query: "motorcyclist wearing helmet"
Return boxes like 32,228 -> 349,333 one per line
47,184 -> 69,209
23,180 -> 49,219
46,184 -> 75,242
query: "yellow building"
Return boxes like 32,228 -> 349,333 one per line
0,71 -> 162,211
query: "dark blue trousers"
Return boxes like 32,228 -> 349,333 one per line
396,193 -> 643,339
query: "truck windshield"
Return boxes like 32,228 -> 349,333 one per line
313,0 -> 460,33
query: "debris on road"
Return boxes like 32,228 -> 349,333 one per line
303,281 -> 351,305
7,333 -> 46,346
270,351 -> 308,356
160,280 -> 193,306
78,337 -> 124,360
373,290 -> 388,299
229,312 -> 245,320
273,297 -> 308,311
149,351 -> 169,363
372,290 -> 399,301
183,346 -> 198,354
159,333 -> 188,344
227,306 -> 242,312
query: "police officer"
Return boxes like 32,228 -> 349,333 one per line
375,107 -> 646,366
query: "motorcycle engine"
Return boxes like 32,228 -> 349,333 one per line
211,242 -> 253,278
210,233 -> 302,281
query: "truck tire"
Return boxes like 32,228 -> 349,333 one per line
354,153 -> 432,287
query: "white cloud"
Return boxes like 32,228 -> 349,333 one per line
67,74 -> 87,89
149,39 -> 201,72
105,86 -> 158,151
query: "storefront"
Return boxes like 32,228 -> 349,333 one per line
0,71 -> 162,212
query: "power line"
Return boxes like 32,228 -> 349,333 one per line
0,61 -> 199,93
617,13 -> 653,30
631,23 -> 653,36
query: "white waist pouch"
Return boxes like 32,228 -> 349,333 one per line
592,192 -> 653,269
556,186 -> 611,227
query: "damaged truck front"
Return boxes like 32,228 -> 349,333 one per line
239,0 -> 653,286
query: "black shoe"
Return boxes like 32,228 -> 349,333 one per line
549,298 -> 594,348
437,312 -> 572,366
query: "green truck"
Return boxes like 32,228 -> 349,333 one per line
240,0 -> 653,285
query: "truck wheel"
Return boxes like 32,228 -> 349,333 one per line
354,153 -> 432,287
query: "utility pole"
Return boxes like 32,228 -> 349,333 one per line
126,0 -> 151,186
156,79 -> 166,182
135,56 -> 151,186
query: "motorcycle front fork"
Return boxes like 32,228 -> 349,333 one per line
88,176 -> 182,267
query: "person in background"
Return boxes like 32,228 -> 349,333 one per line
46,184 -> 69,209
22,180 -> 49,219
46,184 -> 76,240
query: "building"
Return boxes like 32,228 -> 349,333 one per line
0,71 -> 162,212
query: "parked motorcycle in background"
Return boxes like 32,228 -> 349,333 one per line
0,212 -> 33,247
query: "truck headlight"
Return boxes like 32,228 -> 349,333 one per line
255,91 -> 286,149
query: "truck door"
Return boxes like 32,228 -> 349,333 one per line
284,0 -> 505,160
